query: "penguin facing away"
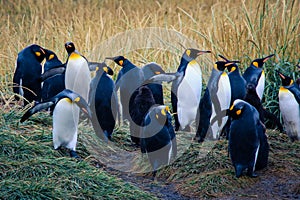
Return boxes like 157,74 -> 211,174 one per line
130,86 -> 156,145
20,89 -> 92,158
41,48 -> 65,102
141,105 -> 177,178
277,71 -> 300,142
171,49 -> 211,131
89,63 -> 118,142
13,44 -> 46,105
242,54 -> 275,100
227,99 -> 262,178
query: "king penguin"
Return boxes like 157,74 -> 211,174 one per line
106,56 -> 146,145
13,44 -> 46,105
89,62 -> 118,142
243,54 -> 274,100
20,89 -> 92,158
198,60 -> 232,140
64,43 -> 91,102
277,71 -> 300,142
141,62 -> 165,105
227,99 -> 266,178
141,105 -> 177,178
41,48 -> 65,103
171,49 -> 211,131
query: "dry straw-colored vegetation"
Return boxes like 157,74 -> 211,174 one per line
0,0 -> 300,199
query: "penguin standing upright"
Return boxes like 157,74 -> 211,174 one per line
277,71 -> 300,142
20,89 -> 92,158
130,86 -> 156,145
89,63 -> 118,141
243,54 -> 275,100
142,62 -> 165,105
141,105 -> 177,178
171,49 -> 211,131
41,49 -> 65,102
202,61 -> 232,140
13,44 -> 46,105
64,43 -> 91,102
106,56 -> 145,145
227,99 -> 266,178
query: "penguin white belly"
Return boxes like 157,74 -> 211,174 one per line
210,73 -> 231,139
177,61 -> 202,129
52,99 -> 80,151
65,56 -> 91,101
279,88 -> 300,140
256,71 -> 265,100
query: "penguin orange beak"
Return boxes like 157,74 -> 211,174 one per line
262,54 -> 275,62
197,50 -> 211,55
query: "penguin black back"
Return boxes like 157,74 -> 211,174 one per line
41,49 -> 65,103
89,63 -> 117,141
13,44 -> 46,105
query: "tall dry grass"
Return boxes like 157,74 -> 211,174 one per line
0,0 -> 299,106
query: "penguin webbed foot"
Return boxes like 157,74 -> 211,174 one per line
70,150 -> 81,159
246,170 -> 258,178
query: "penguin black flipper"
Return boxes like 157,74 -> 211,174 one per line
255,120 -> 269,170
20,101 -> 55,122
195,88 -> 212,142
12,61 -> 23,100
40,65 -> 66,82
144,72 -> 180,84
21,89 -> 92,123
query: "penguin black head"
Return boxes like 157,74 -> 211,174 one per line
106,56 -> 127,67
182,49 -> 211,62
227,100 -> 247,120
277,70 -> 294,86
95,62 -> 114,76
65,41 -> 76,54
218,54 -> 240,72
44,48 -> 58,61
214,61 -> 234,71
251,54 -> 275,68
30,44 -> 46,63
152,105 -> 170,125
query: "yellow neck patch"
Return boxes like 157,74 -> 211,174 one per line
103,67 -> 108,73
69,52 -> 81,60
221,72 -> 227,76
186,49 -> 191,57
229,67 -> 236,72
253,61 -> 259,67
189,60 -> 197,65
230,104 -> 234,110
161,108 -> 166,116
74,97 -> 80,102
279,87 -> 289,92
213,63 -> 218,71
65,98 -> 72,104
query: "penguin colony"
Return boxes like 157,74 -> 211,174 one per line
14,42 -> 298,178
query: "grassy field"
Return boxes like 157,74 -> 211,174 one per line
0,0 -> 300,199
